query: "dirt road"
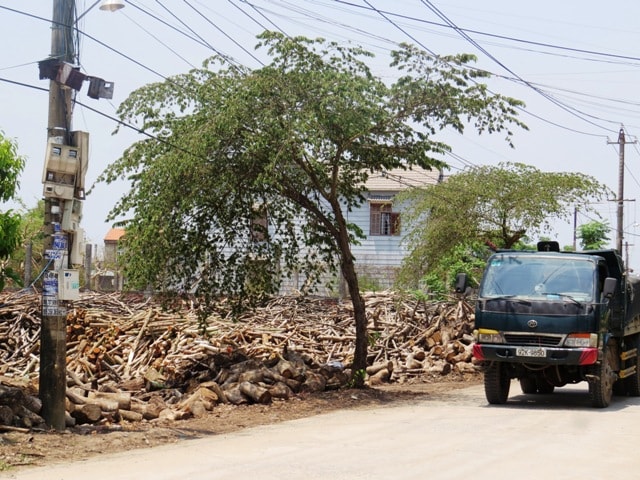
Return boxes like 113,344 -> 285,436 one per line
7,382 -> 640,480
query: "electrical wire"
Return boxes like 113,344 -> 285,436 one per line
181,0 -> 265,66
123,10 -> 197,69
3,3 -> 639,178
419,0 -> 616,134
230,0 -> 288,35
326,0 -> 640,64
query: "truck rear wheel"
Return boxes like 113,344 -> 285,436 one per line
485,362 -> 510,404
536,378 -> 555,394
589,345 -> 615,408
519,377 -> 537,394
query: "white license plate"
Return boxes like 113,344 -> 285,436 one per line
516,346 -> 546,358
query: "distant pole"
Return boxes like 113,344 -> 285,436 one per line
616,128 -> 625,253
40,0 -> 75,431
24,242 -> 32,287
608,127 -> 636,254
85,242 -> 92,290
573,206 -> 577,251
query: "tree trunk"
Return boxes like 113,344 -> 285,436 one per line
336,219 -> 368,388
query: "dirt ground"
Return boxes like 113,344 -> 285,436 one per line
0,373 -> 480,473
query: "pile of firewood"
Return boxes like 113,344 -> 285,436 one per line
0,290 -> 476,430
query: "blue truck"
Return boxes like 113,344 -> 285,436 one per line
460,241 -> 640,407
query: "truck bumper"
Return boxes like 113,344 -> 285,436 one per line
473,343 -> 598,366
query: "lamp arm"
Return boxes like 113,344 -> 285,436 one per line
75,0 -> 102,24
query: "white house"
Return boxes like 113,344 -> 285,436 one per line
281,166 -> 443,295
102,167 -> 442,296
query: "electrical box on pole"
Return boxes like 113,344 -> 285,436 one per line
58,270 -> 80,301
42,140 -> 79,200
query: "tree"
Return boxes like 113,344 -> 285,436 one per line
416,242 -> 489,299
578,220 -> 610,250
97,32 -> 526,386
7,199 -> 46,285
399,162 -> 610,287
0,132 -> 25,290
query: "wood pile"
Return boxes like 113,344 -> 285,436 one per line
0,290 -> 476,430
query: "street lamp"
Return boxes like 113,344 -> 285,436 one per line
99,0 -> 126,11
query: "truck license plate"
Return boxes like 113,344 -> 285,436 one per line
516,346 -> 546,358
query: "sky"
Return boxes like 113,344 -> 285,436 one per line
1,1 -> 640,267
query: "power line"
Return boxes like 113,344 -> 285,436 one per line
122,11 -> 197,69
419,0 -> 615,134
327,0 -> 640,64
182,0 -> 265,66
3,3 -> 639,171
230,0 -> 288,35
0,75 -> 203,163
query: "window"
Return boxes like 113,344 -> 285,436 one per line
370,202 -> 400,236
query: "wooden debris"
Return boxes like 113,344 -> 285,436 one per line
0,290 -> 476,428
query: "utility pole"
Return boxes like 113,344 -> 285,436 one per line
39,0 -> 122,431
39,0 -> 76,431
615,127 -> 625,253
608,127 -> 636,254
573,206 -> 577,251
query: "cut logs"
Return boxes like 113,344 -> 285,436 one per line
0,290 -> 477,428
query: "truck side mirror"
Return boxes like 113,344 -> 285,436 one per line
603,277 -> 617,299
455,273 -> 468,293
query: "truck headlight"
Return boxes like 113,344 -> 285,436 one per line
564,333 -> 598,348
476,328 -> 504,344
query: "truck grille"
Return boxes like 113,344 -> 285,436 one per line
503,333 -> 563,347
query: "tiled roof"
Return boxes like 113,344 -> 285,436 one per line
104,227 -> 126,242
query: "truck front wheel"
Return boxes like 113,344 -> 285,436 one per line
589,345 -> 615,408
485,362 -> 510,404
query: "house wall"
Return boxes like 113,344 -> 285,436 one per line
279,190 -> 409,296
104,168 -> 437,298
104,241 -> 118,264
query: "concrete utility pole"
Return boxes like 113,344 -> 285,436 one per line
608,127 -> 637,254
616,128 -> 625,253
40,0 -> 76,431
40,0 -> 122,431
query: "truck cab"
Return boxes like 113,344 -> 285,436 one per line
467,241 -> 640,408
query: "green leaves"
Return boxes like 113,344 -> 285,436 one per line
0,132 -> 25,202
0,132 -> 25,291
98,32 -> 528,317
578,221 -> 611,250
399,162 -> 611,287
0,210 -> 21,259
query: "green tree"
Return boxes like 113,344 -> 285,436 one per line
578,220 -> 610,250
0,132 -> 26,290
399,162 -> 610,287
419,241 -> 488,298
7,199 -> 45,285
97,32 -> 526,386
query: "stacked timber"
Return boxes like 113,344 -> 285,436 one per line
0,290 -> 476,429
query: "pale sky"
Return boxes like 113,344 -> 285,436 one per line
1,1 -> 640,266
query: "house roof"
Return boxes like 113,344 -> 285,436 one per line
104,228 -> 126,242
364,166 -> 441,192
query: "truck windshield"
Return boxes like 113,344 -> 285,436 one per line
479,254 -> 595,302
